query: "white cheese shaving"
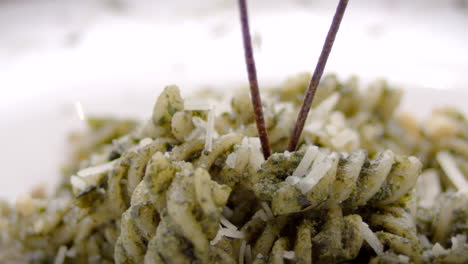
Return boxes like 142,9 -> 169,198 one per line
431,243 -> 448,257
285,176 -> 300,185
128,138 -> 154,153
245,244 -> 252,263
397,254 -> 410,263
70,176 -> 86,191
261,202 -> 274,219
313,92 -> 340,119
222,206 -> 234,219
138,137 -> 153,147
332,129 -> 358,150
74,101 -> 86,121
226,137 -> 264,172
247,137 -> 265,170
303,93 -> 340,134
210,226 -> 225,246
220,215 -> 238,231
65,247 -> 76,258
283,251 -> 296,260
222,228 -> 245,239
225,152 -> 237,169
437,151 -> 468,192
210,226 -> 245,246
205,105 -> 216,152
186,117 -> 206,141
451,234 -> 467,250
305,120 -> 323,134
292,145 -> 319,178
298,152 -> 335,194
182,101 -> 217,152
239,240 -> 246,264
418,234 -> 432,249
54,246 -> 67,264
71,159 -> 119,192
77,159 -> 118,178
416,169 -> 441,208
252,209 -> 269,222
359,220 -> 384,255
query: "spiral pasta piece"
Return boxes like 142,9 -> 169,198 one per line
263,148 -> 421,215
312,203 -> 364,263
370,205 -> 423,263
114,152 -> 231,263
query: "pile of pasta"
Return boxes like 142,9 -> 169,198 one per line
1,73 -> 467,264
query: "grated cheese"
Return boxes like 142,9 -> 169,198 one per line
74,101 -> 86,121
252,209 -> 269,222
283,250 -> 296,260
138,137 -> 153,147
437,151 -> 468,192
451,234 -> 466,250
239,240 -> 246,264
70,176 -> 86,191
210,226 -> 245,246
65,247 -> 76,258
261,202 -> 274,219
220,215 -> 238,231
418,234 -> 432,249
245,244 -> 252,263
226,137 -> 264,172
225,152 -> 237,169
313,92 -> 340,119
416,169 -> 441,208
298,152 -> 335,194
182,102 -> 217,152
210,226 -> 225,246
205,105 -> 216,152
292,146 -> 319,178
71,159 -> 120,192
397,255 -> 410,263
222,206 -> 234,219
285,175 -> 300,185
247,137 -> 265,170
186,117 -> 206,141
223,228 -> 245,239
54,246 -> 67,264
76,159 -> 118,178
359,220 -> 384,255
431,243 -> 448,257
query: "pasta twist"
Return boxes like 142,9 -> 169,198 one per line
252,147 -> 421,215
369,205 -> 423,263
207,200 -> 365,264
312,203 -> 364,263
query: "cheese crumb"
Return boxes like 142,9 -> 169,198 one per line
359,221 -> 384,255
283,251 -> 296,260
437,151 -> 468,192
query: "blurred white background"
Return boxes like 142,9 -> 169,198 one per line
0,0 -> 467,200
